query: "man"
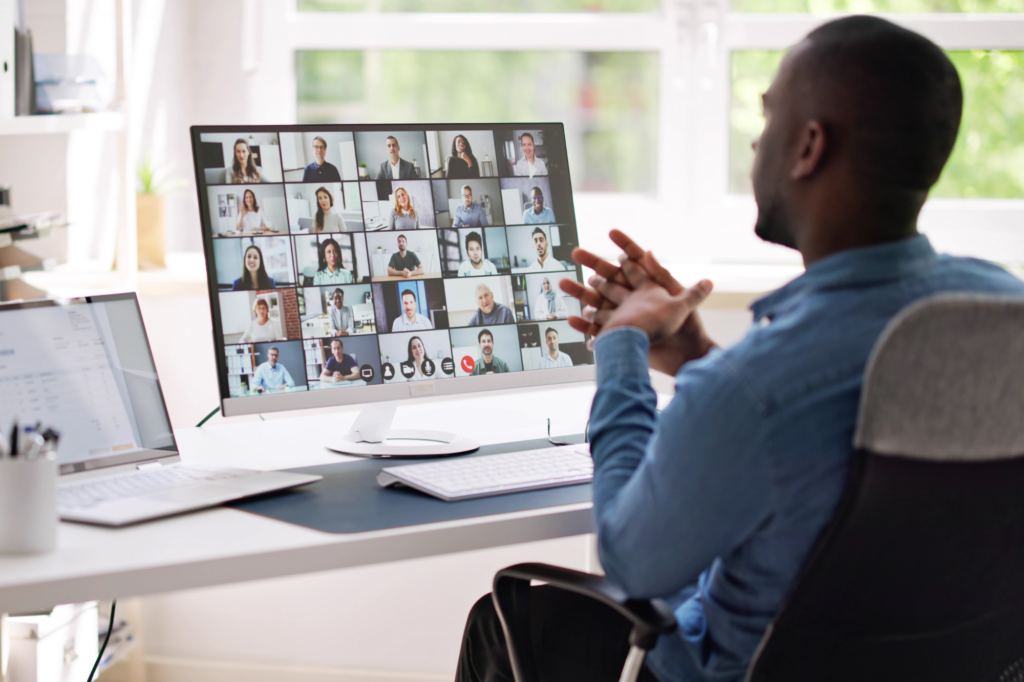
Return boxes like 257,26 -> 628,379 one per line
522,227 -> 564,273
467,283 -> 515,326
521,187 -> 556,224
391,289 -> 433,332
457,231 -> 498,276
456,16 -> 1024,682
319,339 -> 360,383
538,327 -> 573,369
452,185 -> 489,227
251,347 -> 295,392
329,288 -> 353,337
387,235 -> 424,278
468,329 -> 510,375
512,132 -> 547,177
376,136 -> 416,180
302,136 -> 341,182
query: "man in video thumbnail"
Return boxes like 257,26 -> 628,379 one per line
469,329 -> 509,375
387,234 -> 424,278
252,346 -> 295,392
457,231 -> 498,276
468,283 -> 515,326
538,327 -> 573,369
513,132 -> 547,178
453,185 -> 489,227
319,339 -> 360,383
522,187 -> 556,225
523,227 -> 563,273
303,136 -> 342,182
392,289 -> 434,332
376,136 -> 416,180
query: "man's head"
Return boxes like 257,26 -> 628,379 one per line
520,133 -> 535,159
332,288 -> 344,307
466,231 -> 483,264
401,290 -> 418,319
476,284 -> 495,314
462,185 -> 474,208
478,329 -> 494,357
751,16 -> 962,258
312,136 -> 327,165
386,136 -> 401,162
532,227 -> 549,260
268,346 -> 279,367
530,187 -> 544,213
397,235 -> 408,253
331,338 -> 344,359
545,328 -> 559,353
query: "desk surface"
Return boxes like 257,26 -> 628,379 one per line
0,384 -> 597,614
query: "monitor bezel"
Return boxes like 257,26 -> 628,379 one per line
190,123 -> 596,418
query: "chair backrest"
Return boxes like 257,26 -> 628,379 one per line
748,294 -> 1024,682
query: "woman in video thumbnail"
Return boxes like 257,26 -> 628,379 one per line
229,139 -> 261,184
240,298 -> 282,343
233,245 -> 276,290
314,237 -> 354,285
407,335 -> 431,381
534,277 -> 567,319
387,187 -> 420,231
236,189 -> 273,233
314,187 -> 345,233
446,135 -> 480,179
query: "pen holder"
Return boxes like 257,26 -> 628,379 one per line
0,454 -> 58,554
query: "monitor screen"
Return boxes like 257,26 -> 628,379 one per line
0,294 -> 178,473
191,125 -> 594,416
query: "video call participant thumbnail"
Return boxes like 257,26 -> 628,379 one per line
229,138 -> 263,184
453,185 -> 489,227
512,132 -> 546,178
311,185 -> 347,233
516,226 -> 567,273
446,134 -> 481,179
469,329 -> 509,375
320,338 -> 360,383
378,330 -> 454,383
240,296 -> 284,343
458,231 -> 498,276
252,345 -> 296,392
303,136 -> 342,182
539,327 -> 573,369
450,325 -> 523,378
329,288 -> 354,336
469,283 -> 515,326
522,187 -> 556,225
388,234 -> 424,278
377,136 -> 416,180
392,289 -> 433,332
315,237 -> 354,285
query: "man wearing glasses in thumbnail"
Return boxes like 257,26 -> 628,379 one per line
469,329 -> 510,375
538,327 -> 573,369
302,136 -> 342,182
457,231 -> 499,276
387,235 -> 425,278
523,227 -> 564,273
522,187 -> 556,225
376,136 -> 417,180
468,283 -> 515,326
392,289 -> 434,332
319,339 -> 360,383
252,347 -> 295,393
453,185 -> 490,227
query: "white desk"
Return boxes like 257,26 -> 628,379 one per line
0,384 -> 598,614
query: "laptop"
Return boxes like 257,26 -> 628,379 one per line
0,293 -> 321,526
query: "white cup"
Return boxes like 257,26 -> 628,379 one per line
0,454 -> 58,554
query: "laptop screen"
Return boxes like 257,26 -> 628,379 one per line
0,293 -> 177,474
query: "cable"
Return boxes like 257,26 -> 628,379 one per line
196,406 -> 220,428
88,599 -> 116,682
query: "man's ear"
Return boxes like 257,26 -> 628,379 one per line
790,120 -> 826,180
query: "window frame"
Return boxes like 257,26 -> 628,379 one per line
249,0 -> 1024,265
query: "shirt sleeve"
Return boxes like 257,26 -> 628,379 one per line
589,328 -> 773,598
252,366 -> 267,390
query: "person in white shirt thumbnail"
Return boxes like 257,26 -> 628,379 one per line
239,297 -> 284,343
512,133 -> 547,177
391,289 -> 434,332
538,327 -> 573,369
522,227 -> 565,273
457,231 -> 498,276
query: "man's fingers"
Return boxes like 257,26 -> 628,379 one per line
560,278 -> 605,309
640,251 -> 684,295
587,273 -> 631,306
619,258 -> 651,289
567,316 -> 596,337
675,279 -> 714,311
572,247 -> 628,285
608,229 -> 647,262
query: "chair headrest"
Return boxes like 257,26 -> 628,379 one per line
854,294 -> 1024,461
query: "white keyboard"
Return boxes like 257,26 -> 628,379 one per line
58,464 -> 254,510
377,443 -> 593,502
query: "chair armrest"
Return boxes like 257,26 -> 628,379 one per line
492,563 -> 677,682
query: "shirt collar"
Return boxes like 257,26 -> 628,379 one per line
751,234 -> 937,322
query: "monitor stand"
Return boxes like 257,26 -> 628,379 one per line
327,402 -> 479,458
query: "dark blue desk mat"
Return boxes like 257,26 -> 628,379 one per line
228,435 -> 591,534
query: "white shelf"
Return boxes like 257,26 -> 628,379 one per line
0,112 -> 126,136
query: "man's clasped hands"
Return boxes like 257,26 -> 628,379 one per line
560,230 -> 718,376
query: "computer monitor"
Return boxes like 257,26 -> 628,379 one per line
190,124 -> 593,456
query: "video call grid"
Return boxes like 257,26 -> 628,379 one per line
197,126 -> 592,399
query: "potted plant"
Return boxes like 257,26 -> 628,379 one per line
358,162 -> 369,179
136,153 -> 183,270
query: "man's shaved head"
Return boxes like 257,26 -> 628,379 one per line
752,16 -> 963,257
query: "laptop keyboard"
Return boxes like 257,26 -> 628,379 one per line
58,464 -> 253,510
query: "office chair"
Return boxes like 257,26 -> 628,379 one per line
492,294 -> 1024,682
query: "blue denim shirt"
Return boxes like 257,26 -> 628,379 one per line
589,236 -> 1024,681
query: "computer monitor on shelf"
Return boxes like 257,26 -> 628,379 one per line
190,124 -> 593,456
